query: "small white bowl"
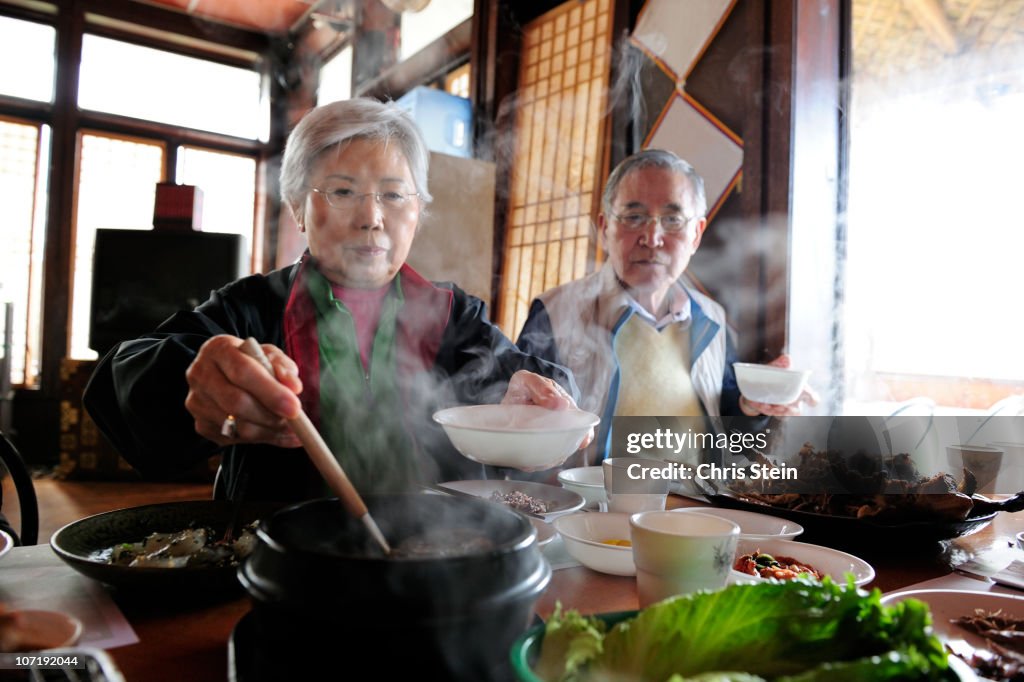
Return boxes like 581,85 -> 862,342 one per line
553,512 -> 635,576
733,363 -> 811,405
729,538 -> 874,587
433,404 -> 599,470
0,609 -> 83,652
557,466 -> 607,509
672,507 -> 804,541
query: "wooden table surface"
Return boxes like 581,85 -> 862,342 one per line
7,478 -> 1024,681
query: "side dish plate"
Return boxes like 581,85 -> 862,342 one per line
705,492 -> 997,546
437,480 -> 585,517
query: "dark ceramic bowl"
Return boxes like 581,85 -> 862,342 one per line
239,493 -> 551,681
50,500 -> 280,596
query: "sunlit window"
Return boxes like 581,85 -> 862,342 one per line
445,63 -> 470,99
71,133 -> 165,360
0,118 -> 48,385
399,0 -> 473,61
176,146 -> 257,264
0,16 -> 55,102
78,35 -> 266,140
844,2 -> 1024,413
317,46 -> 353,105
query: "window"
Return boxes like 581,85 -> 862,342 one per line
445,62 -> 470,99
843,2 -> 1024,412
177,146 -> 258,257
0,11 -> 268,383
79,35 -> 267,140
0,16 -> 55,103
70,133 -> 165,360
0,118 -> 48,385
317,45 -> 353,105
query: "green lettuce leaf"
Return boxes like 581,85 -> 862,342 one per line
535,603 -> 608,682
537,579 -> 955,682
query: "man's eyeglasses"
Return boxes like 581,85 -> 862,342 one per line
610,212 -> 695,233
310,187 -> 420,210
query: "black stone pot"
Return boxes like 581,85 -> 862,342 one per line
237,493 -> 550,681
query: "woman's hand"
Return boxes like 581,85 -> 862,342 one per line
501,370 -> 595,452
738,354 -> 819,417
184,335 -> 304,448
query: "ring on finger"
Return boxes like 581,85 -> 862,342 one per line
221,414 -> 239,439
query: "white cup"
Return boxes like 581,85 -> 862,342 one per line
629,510 -> 740,607
602,457 -> 669,514
947,444 -> 1004,494
988,442 -> 1024,493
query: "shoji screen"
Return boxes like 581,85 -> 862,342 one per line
497,0 -> 613,337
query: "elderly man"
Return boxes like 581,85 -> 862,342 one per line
517,149 -> 812,464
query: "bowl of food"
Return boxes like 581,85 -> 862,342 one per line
672,507 -> 804,540
556,466 -> 606,509
432,404 -> 599,470
729,537 -> 874,586
733,362 -> 811,405
552,512 -> 635,576
50,500 -> 279,595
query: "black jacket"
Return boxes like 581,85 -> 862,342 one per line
83,262 -> 576,502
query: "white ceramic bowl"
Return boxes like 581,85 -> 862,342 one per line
432,404 -> 599,470
733,362 -> 811,405
947,444 -> 1004,493
557,466 -> 607,509
552,512 -> 635,576
672,507 -> 804,541
729,538 -> 874,587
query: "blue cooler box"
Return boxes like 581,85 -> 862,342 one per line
397,86 -> 473,158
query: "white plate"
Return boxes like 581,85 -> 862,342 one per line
437,480 -> 585,517
672,507 -> 804,540
553,512 -> 635,576
881,588 -> 1024,668
529,518 -> 556,547
729,538 -> 874,586
433,404 -> 599,470
0,529 -> 12,561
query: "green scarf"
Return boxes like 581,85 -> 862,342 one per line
306,268 -> 420,493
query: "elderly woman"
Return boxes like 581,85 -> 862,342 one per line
84,97 -> 584,501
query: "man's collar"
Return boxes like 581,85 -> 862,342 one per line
615,276 -> 692,328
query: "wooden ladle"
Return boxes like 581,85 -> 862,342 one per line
239,337 -> 391,555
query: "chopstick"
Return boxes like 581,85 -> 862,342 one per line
238,337 -> 391,555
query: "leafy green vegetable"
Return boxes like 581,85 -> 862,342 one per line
536,579 -> 955,682
535,603 -> 608,682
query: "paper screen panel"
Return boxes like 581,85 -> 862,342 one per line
497,0 -> 612,337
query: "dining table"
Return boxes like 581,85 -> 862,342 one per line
3,478 -> 1024,681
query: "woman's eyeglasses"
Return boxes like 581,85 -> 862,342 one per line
310,187 -> 420,210
610,212 -> 695,233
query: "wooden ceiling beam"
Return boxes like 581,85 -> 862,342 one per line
902,0 -> 959,54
